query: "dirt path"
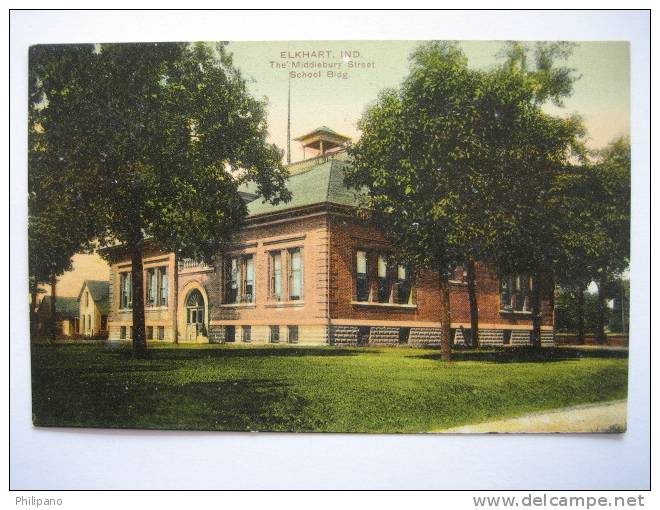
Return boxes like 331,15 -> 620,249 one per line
438,400 -> 627,433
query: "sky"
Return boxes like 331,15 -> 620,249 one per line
227,40 -> 630,162
45,40 -> 630,298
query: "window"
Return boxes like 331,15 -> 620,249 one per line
270,251 -> 282,301
146,269 -> 156,306
226,258 -> 239,303
81,316 -> 86,333
157,326 -> 165,340
399,327 -> 410,344
377,254 -> 390,302
503,330 -> 512,345
120,326 -> 126,339
500,274 -> 533,312
146,326 -> 153,340
225,326 -> 236,343
158,268 -> 168,306
243,256 -> 254,303
120,272 -> 132,309
288,325 -> 299,344
242,326 -> 251,343
85,291 -> 89,307
269,325 -> 280,344
87,315 -> 91,331
289,248 -> 303,300
224,255 -> 254,304
146,267 -> 168,307
396,264 -> 413,304
356,250 -> 369,301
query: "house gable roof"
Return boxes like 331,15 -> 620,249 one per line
39,296 -> 79,318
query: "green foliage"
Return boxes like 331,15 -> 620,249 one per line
346,40 -> 585,282
551,137 -> 630,291
500,41 -> 581,106
29,42 -> 290,262
555,288 -> 602,332
31,343 -> 628,432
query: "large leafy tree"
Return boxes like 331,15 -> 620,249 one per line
28,46 -> 97,339
30,42 -> 289,356
492,41 -> 587,348
346,41 -> 584,357
551,137 -> 629,343
589,138 -> 631,342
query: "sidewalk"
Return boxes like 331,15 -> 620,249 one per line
438,399 -> 627,433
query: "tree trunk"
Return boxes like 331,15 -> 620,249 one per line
30,280 -> 38,339
576,285 -> 585,344
596,277 -> 608,344
466,259 -> 479,348
530,271 -> 542,349
49,275 -> 57,342
439,270 -> 452,362
130,237 -> 148,357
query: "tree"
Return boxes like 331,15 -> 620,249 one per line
590,138 -> 631,342
28,45 -> 97,339
551,165 -> 603,344
551,137 -> 629,343
29,42 -> 290,356
493,41 -> 586,348
555,287 -> 603,336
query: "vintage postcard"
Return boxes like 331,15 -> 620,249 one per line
28,40 -> 630,433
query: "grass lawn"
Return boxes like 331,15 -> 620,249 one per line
30,343 -> 628,433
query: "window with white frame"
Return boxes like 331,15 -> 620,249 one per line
119,272 -> 132,309
395,264 -> 413,304
224,255 -> 255,304
289,248 -> 303,301
269,251 -> 283,301
356,250 -> 369,301
146,267 -> 168,307
377,254 -> 390,303
500,274 -> 533,312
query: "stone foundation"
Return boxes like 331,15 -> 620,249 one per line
408,327 -> 443,347
511,330 -> 532,345
329,325 -> 359,345
108,322 -> 555,347
368,326 -> 400,346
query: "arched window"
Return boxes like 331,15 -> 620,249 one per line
186,289 -> 204,307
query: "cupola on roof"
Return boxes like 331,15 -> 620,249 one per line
293,126 -> 351,157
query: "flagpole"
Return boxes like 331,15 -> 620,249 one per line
287,71 -> 291,165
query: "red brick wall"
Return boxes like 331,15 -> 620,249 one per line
328,215 -> 553,328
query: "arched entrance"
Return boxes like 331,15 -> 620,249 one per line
184,288 -> 207,342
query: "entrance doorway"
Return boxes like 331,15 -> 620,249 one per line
185,289 -> 206,342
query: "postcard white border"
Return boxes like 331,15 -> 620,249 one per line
9,10 -> 650,490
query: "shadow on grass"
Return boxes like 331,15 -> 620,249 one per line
32,374 -> 321,432
167,377 -> 321,431
414,346 -> 629,363
147,346 -> 367,361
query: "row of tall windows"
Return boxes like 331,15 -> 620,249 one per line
355,250 -> 413,305
119,267 -> 168,309
224,248 -> 304,304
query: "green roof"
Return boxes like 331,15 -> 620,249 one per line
246,158 -> 361,217
78,280 -> 110,315
41,296 -> 79,317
